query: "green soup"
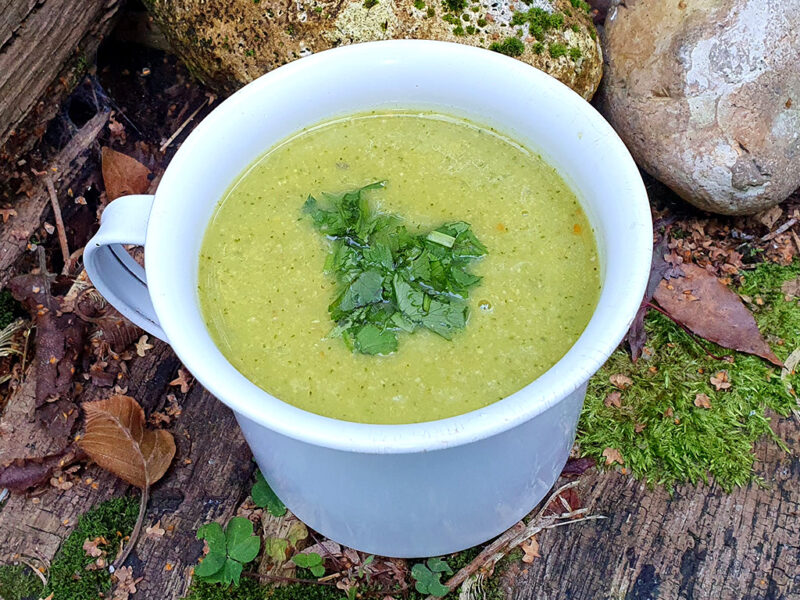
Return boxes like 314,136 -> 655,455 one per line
198,111 -> 600,424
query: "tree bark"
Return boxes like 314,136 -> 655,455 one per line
0,0 -> 122,165
503,417 -> 800,600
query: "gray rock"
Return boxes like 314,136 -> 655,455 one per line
145,0 -> 603,99
598,0 -> 800,215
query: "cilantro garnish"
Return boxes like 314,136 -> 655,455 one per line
302,181 -> 487,355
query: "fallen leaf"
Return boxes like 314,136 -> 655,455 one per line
146,520 -> 166,538
0,444 -> 86,492
609,374 -> 632,389
694,393 -> 712,409
170,368 -> 193,394
604,391 -> 622,408
653,263 -> 783,367
781,277 -> 800,300
560,457 -> 595,477
756,206 -> 783,230
520,537 -> 541,564
710,371 -> 732,391
664,407 -> 674,418
135,335 -> 154,357
79,395 -> 176,488
101,147 -> 151,202
111,565 -> 142,600
9,264 -> 87,436
83,536 -> 107,558
602,447 -> 624,466
545,487 -> 581,516
0,208 -> 17,222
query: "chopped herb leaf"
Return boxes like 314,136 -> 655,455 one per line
303,182 -> 486,355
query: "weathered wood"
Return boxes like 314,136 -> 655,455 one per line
503,416 -> 800,600
0,111 -> 108,287
0,341 -> 254,600
0,0 -> 121,162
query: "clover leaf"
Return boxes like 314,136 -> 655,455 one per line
251,470 -> 287,517
411,558 -> 452,597
292,552 -> 326,577
194,517 -> 261,586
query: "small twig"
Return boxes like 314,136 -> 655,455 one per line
42,174 -> 70,270
243,571 -> 337,586
113,485 -> 149,569
62,248 -> 84,277
316,571 -> 342,582
429,481 -> 605,600
18,557 -> 48,586
761,218 -> 797,242
646,302 -> 728,361
791,230 -> 800,256
159,94 -> 216,153
308,529 -> 346,571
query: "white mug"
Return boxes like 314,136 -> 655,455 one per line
85,40 -> 651,557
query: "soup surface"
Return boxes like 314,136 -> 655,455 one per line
198,112 -> 600,424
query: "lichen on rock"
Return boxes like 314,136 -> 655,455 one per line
144,0 -> 602,99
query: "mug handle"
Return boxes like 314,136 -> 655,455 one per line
84,195 -> 167,341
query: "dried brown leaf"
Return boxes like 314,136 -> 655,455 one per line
79,395 -> 176,488
604,391 -> 622,408
710,371 -> 732,391
694,393 -> 712,409
0,444 -> 85,492
169,368 -> 193,394
135,335 -> 153,357
781,277 -> 800,300
145,520 -> 166,538
602,447 -> 624,466
520,537 -> 541,563
111,565 -> 142,600
653,263 -> 783,367
560,456 -> 595,477
609,374 -> 632,390
83,536 -> 107,558
101,147 -> 151,202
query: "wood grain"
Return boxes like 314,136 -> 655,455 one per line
503,417 -> 800,600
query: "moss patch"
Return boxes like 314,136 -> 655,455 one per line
0,289 -> 23,329
578,262 -> 800,491
489,36 -> 525,57
0,564 -> 44,600
43,495 -> 139,600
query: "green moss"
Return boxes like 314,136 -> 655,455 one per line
511,7 -> 563,40
44,496 -> 139,600
443,0 -> 467,12
569,0 -> 591,12
413,0 -> 425,9
427,7 -> 435,17
569,46 -> 582,60
570,23 -> 580,32
442,13 -> 459,24
0,564 -> 44,600
588,27 -> 596,40
578,262 -> 800,492
465,25 -> 476,34
0,289 -> 23,329
548,43 -> 567,58
476,17 -> 487,27
532,41 -> 544,54
452,24 -> 465,35
363,0 -> 378,8
489,36 -> 525,57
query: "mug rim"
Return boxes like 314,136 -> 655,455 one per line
146,40 -> 652,454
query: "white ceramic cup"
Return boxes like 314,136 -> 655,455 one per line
85,40 -> 651,558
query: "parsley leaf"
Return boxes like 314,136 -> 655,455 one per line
303,182 -> 486,355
